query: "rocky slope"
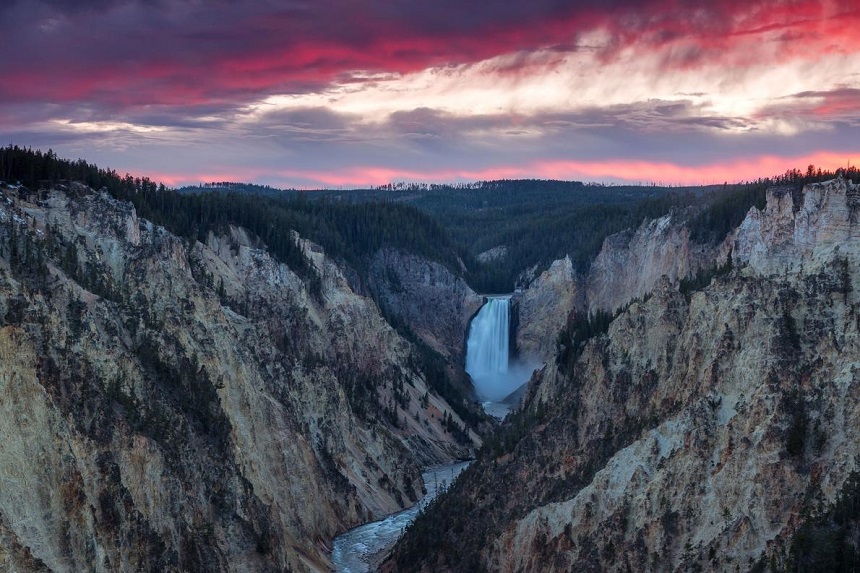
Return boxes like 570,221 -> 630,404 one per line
367,248 -> 483,365
0,183 -> 480,572
585,212 -> 722,314
516,211 -> 722,361
514,255 -> 582,360
388,176 -> 860,572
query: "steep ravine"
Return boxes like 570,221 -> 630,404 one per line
332,460 -> 471,573
387,177 -> 860,572
0,183 -> 482,572
334,293 -> 529,570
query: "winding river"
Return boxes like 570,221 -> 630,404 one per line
332,295 -> 528,570
331,461 -> 471,572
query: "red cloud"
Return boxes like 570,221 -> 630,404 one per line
2,0 -> 857,112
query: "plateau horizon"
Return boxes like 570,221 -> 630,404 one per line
104,152 -> 860,190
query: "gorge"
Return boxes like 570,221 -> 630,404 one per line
386,175 -> 860,572
331,461 -> 470,573
1,146 -> 860,573
5,0 -> 860,569
334,295 -> 524,569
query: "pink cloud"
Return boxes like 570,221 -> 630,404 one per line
3,0 -> 858,111
148,151 -> 860,189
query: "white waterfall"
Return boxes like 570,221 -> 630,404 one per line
466,296 -> 521,402
466,297 -> 510,379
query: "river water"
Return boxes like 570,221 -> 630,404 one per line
332,295 -> 529,570
331,461 -> 471,572
467,295 -> 536,420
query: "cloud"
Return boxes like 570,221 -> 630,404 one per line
3,0 -> 857,110
787,88 -> 860,118
2,0 -> 860,188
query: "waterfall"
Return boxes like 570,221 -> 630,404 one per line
465,297 -> 513,401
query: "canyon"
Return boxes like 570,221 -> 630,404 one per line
387,176 -> 860,571
0,183 -> 483,572
1,174 -> 859,572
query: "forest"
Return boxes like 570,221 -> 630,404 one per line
0,146 -> 469,293
4,145 -> 859,297
178,168 -> 860,293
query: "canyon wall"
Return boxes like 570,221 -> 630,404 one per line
367,247 -> 483,365
517,210 -> 724,361
0,184 -> 479,572
390,177 -> 860,572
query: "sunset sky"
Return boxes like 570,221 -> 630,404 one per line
2,0 -> 859,188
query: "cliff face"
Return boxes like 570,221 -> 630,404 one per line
585,212 -> 719,314
734,177 -> 860,274
0,184 -> 478,572
367,248 -> 482,364
516,211 -> 719,360
389,177 -> 860,572
514,255 -> 581,359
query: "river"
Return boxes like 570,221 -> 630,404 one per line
331,460 -> 471,573
332,295 -> 527,571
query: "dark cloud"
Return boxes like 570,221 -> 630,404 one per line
791,88 -> 860,102
3,0 -> 854,110
0,0 -> 123,14
753,87 -> 860,123
2,0 -> 858,187
250,107 -> 364,143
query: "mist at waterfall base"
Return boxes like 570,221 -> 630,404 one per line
465,297 -> 536,411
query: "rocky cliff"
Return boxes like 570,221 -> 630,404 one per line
0,183 -> 479,572
585,212 -> 722,314
367,248 -> 483,365
388,177 -> 860,572
516,210 -> 723,361
514,255 -> 582,360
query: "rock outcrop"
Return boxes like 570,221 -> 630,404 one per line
388,177 -> 860,572
585,212 -> 718,313
514,255 -> 582,359
368,248 -> 483,364
516,211 -> 722,361
734,176 -> 860,275
0,185 -> 479,572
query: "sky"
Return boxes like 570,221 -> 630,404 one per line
2,0 -> 859,188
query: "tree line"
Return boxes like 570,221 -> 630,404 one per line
4,145 -> 858,297
0,145 -> 468,294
